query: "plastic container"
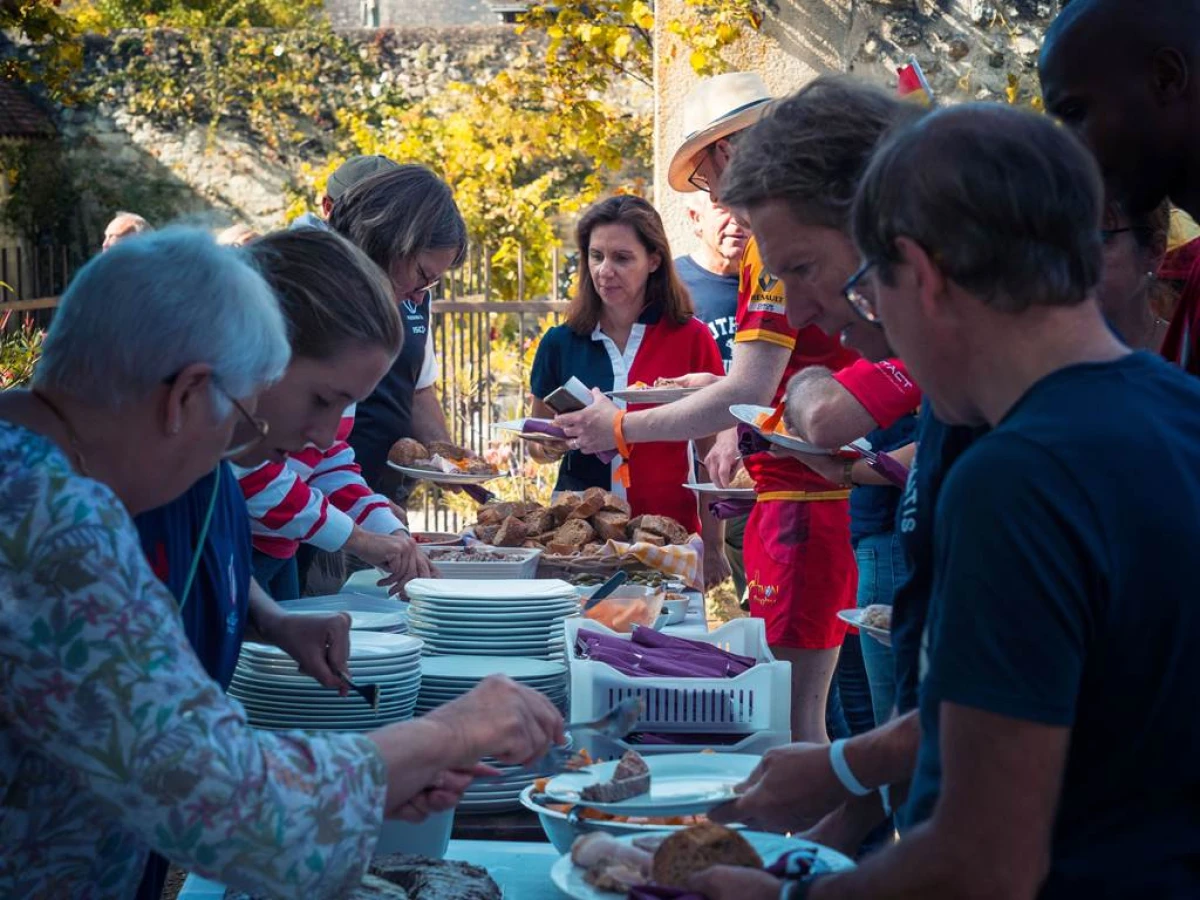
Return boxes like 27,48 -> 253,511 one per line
418,545 -> 542,580
566,618 -> 791,739
583,590 -> 665,633
374,809 -> 454,858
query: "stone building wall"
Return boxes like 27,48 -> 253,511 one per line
47,27 -> 525,242
654,0 -> 1067,251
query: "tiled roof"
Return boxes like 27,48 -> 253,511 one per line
0,81 -> 55,139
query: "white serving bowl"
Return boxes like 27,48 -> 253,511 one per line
658,596 -> 689,626
374,808 -> 454,859
520,784 -> 725,853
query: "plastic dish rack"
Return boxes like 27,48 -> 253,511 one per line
416,546 -> 542,580
566,618 -> 791,749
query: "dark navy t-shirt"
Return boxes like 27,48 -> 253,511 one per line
849,411 -> 918,545
134,463 -> 252,689
890,404 -> 987,714
906,354 -> 1200,897
675,255 -> 738,370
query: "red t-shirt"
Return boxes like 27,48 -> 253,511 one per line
1159,238 -> 1200,377
734,238 -> 859,492
833,357 -> 921,428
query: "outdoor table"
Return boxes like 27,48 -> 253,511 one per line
179,839 -> 564,899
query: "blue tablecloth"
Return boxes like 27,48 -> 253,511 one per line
179,840 -> 563,899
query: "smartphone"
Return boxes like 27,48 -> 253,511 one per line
543,377 -> 593,415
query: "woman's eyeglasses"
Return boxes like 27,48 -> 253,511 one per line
843,260 -> 880,324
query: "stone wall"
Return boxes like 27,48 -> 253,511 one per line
47,27 -> 525,242
654,0 -> 1067,250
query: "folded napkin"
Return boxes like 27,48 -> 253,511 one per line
521,419 -> 617,464
627,848 -> 825,899
708,498 -> 756,520
867,451 -> 910,488
575,627 -> 757,679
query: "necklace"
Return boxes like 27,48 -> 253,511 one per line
30,388 -> 91,477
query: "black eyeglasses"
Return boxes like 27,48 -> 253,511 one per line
219,386 -> 270,460
843,260 -> 879,324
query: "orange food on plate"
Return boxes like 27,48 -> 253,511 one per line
584,597 -> 661,633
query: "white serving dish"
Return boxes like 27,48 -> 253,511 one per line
419,545 -> 542,580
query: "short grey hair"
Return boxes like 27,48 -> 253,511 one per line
35,227 -> 290,413
328,164 -> 468,272
720,76 -> 923,232
108,211 -> 150,233
852,103 -> 1104,313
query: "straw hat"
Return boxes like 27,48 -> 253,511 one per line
668,72 -> 774,193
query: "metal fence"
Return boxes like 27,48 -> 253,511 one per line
0,242 -> 574,532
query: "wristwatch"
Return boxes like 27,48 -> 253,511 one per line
840,459 -> 855,488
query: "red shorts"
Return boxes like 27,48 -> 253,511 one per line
745,496 -> 856,650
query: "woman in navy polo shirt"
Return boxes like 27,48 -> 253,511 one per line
529,196 -> 724,534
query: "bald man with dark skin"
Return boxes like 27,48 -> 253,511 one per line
1039,0 -> 1200,218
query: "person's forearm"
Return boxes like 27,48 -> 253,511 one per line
624,372 -> 771,444
410,387 -> 451,444
245,577 -> 287,643
809,819 -> 968,899
788,375 -> 878,449
844,709 -> 921,790
368,717 -> 469,803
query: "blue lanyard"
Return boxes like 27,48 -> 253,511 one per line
178,470 -> 220,614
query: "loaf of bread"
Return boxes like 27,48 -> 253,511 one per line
591,509 -> 630,542
569,487 -> 608,520
730,467 -> 755,489
631,529 -> 667,547
651,823 -> 763,890
628,514 -> 688,545
492,516 -> 528,548
601,492 -> 632,515
523,508 -> 557,535
370,854 -> 503,900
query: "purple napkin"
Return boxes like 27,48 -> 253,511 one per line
867,451 -> 910,488
709,499 -> 756,520
737,423 -> 771,458
575,628 -> 757,678
522,419 -> 618,464
627,848 -> 823,899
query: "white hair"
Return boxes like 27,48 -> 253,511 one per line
35,226 -> 290,414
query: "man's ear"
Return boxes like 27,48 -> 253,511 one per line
1151,48 -> 1190,105
896,236 -> 948,320
321,195 -> 335,218
162,363 -> 215,436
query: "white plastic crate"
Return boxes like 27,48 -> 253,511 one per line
619,730 -> 791,757
566,618 -> 791,736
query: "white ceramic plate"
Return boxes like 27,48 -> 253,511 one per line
279,594 -> 410,615
606,386 -> 699,405
342,570 -> 397,599
729,404 -> 835,455
837,609 -> 893,647
420,657 -> 567,680
683,482 -> 757,500
242,632 -> 423,659
231,673 -> 421,695
549,831 -> 855,900
407,616 -> 570,633
288,609 -> 407,631
407,606 -> 578,622
406,579 -> 577,601
386,462 -> 501,485
544,753 -> 759,817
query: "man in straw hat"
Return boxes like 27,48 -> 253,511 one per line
558,72 -> 861,744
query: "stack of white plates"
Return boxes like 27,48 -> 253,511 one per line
404,579 -> 581,660
415,656 -> 569,715
231,632 -> 423,731
279,593 -> 409,634
460,758 -> 553,814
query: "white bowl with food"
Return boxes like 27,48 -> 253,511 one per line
373,808 -> 454,859
658,594 -> 689,626
520,784 -> 717,853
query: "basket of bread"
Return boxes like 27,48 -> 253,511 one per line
387,438 -> 501,484
471,488 -> 702,588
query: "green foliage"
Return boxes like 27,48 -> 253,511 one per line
1,0 -> 83,97
66,0 -> 322,29
0,140 -> 82,243
0,312 -> 45,390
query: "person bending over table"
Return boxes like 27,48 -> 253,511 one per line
0,228 -> 563,898
528,195 -> 725,564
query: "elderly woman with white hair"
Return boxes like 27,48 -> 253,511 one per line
0,228 -> 562,897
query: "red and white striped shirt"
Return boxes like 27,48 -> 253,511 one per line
233,403 -> 404,559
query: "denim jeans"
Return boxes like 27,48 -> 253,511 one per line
252,550 -> 300,602
854,531 -> 908,726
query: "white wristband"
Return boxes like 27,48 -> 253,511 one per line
829,739 -> 872,797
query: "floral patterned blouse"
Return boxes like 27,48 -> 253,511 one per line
0,423 -> 387,898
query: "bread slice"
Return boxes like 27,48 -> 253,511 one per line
474,524 -> 501,544
629,514 -> 688,545
370,854 -> 503,900
601,492 -> 632,515
591,509 -> 631,542
550,493 -> 583,525
522,508 -> 557,535
388,438 -> 429,467
553,518 -> 596,550
651,823 -> 763,889
492,516 -> 528,548
569,488 -> 607,520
